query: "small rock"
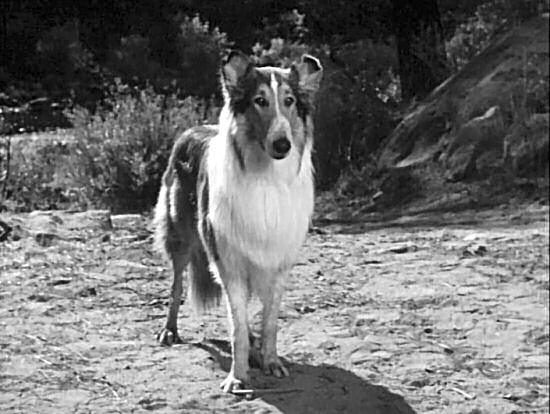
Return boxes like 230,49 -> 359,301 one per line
350,350 -> 372,365
384,243 -> 417,254
108,259 -> 149,271
409,377 -> 431,388
29,294 -> 53,302
326,327 -> 353,338
354,314 -> 378,327
461,244 -> 488,257
50,278 -> 72,286
0,220 -> 12,242
64,210 -> 112,231
111,214 -> 144,229
35,232 -> 59,247
350,348 -> 393,365
279,303 -> 301,320
371,350 -> 393,360
25,211 -> 62,244
309,226 -> 327,235
318,340 -> 339,351
297,304 -> 316,314
77,287 -> 97,297
463,233 -> 485,241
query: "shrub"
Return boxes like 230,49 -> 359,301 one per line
106,35 -> 170,90
64,81 -> 209,212
446,0 -> 546,71
0,83 -> 212,212
27,19 -> 100,102
0,132 -> 76,212
176,15 -> 231,99
252,37 -> 311,67
333,39 -> 400,163
101,14 -> 230,99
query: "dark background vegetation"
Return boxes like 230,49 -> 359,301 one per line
0,0 -> 548,213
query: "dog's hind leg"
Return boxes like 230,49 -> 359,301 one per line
157,246 -> 190,346
220,276 -> 250,393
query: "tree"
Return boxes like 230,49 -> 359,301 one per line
391,0 -> 448,101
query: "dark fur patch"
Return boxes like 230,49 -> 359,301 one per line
158,124 -> 222,312
198,171 -> 219,261
165,125 -> 216,187
231,136 -> 246,170
161,126 -> 215,237
227,69 -> 270,114
288,67 -> 312,123
162,124 -> 216,243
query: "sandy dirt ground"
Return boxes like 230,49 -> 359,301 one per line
0,202 -> 548,414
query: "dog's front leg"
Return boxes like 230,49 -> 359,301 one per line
260,278 -> 289,378
220,279 -> 250,392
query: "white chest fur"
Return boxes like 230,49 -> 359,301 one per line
206,134 -> 314,271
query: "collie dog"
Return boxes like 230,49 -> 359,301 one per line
153,50 -> 322,392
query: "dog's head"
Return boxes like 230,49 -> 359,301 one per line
221,51 -> 323,161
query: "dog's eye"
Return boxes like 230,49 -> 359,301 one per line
254,97 -> 269,107
283,97 -> 295,107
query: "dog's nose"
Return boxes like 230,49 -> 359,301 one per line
272,137 -> 291,158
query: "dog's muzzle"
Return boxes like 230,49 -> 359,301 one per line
270,137 -> 291,160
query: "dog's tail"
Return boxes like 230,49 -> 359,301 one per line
153,182 -> 171,257
188,247 -> 222,313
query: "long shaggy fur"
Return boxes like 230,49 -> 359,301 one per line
154,51 -> 323,391
153,125 -> 222,313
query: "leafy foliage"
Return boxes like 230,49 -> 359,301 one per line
1,83 -> 209,212
176,15 -> 231,98
1,134 -> 75,211
65,81 -> 208,212
445,0 -> 545,71
0,0 -> 547,212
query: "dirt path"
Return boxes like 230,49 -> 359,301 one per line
1,203 -> 548,414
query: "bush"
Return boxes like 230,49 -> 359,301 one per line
333,39 -> 400,162
446,0 -> 546,71
176,15 -> 231,99
64,81 -> 209,212
252,37 -> 311,67
106,35 -> 170,90
0,132 -> 76,212
0,83 -> 212,212
27,19 -> 101,102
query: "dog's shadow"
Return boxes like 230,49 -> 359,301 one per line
195,339 -> 418,414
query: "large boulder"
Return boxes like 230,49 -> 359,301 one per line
503,112 -> 549,177
378,16 -> 549,181
444,105 -> 505,181
6,209 -> 112,245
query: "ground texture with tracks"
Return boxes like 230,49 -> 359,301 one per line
1,202 -> 548,414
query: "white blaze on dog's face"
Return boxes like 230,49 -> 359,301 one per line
221,51 -> 323,165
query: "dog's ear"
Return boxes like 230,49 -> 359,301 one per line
292,54 -> 323,94
222,50 -> 251,90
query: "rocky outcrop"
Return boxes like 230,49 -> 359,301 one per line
378,16 -> 549,181
503,112 -> 549,177
3,209 -> 112,245
444,105 -> 505,181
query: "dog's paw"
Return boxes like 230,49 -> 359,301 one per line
220,372 -> 247,393
262,356 -> 289,378
157,328 -> 183,346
